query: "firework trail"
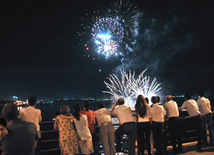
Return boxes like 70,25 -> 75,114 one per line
103,69 -> 161,108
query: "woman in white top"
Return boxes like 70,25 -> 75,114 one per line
73,105 -> 94,155
135,95 -> 152,155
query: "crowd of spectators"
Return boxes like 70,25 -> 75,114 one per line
0,92 -> 213,155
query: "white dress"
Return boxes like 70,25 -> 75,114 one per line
74,115 -> 94,154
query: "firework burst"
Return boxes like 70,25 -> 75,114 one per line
103,69 -> 162,108
92,17 -> 124,58
107,0 -> 141,50
78,0 -> 141,60
78,11 -> 125,60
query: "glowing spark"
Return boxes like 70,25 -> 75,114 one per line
103,69 -> 162,109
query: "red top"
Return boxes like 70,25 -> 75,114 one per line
80,110 -> 95,134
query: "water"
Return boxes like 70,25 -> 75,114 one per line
37,100 -> 113,121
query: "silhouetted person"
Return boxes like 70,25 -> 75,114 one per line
111,98 -> 136,155
95,103 -> 116,155
197,91 -> 213,145
180,94 -> 202,151
135,95 -> 152,155
81,101 -> 95,134
1,103 -> 38,155
20,96 -> 42,155
164,95 -> 182,153
73,104 -> 94,155
150,96 -> 166,155
54,105 -> 79,154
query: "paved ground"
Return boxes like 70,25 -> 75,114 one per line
115,141 -> 214,155
166,141 -> 214,155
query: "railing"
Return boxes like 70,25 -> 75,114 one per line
40,112 -> 214,154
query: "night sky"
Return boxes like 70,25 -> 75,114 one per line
1,0 -> 214,100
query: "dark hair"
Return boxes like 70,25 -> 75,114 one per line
151,96 -> 157,104
135,95 -> 148,118
145,97 -> 149,104
73,104 -> 81,121
60,105 -> 70,115
83,101 -> 90,111
2,103 -> 19,121
165,95 -> 172,101
198,91 -> 204,97
28,96 -> 37,106
156,96 -> 160,102
117,98 -> 124,105
98,103 -> 104,109
185,94 -> 191,100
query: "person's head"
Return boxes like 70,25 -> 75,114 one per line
135,95 -> 148,118
98,103 -> 104,109
185,94 -> 191,100
2,103 -> 19,121
198,91 -> 204,97
83,101 -> 90,111
156,96 -> 160,102
60,105 -> 70,115
117,98 -> 124,105
151,96 -> 157,104
136,95 -> 147,106
165,95 -> 172,102
73,104 -> 81,120
28,96 -> 37,106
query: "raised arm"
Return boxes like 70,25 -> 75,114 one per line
111,101 -> 117,115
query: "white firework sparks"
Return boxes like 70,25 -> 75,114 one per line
103,69 -> 162,109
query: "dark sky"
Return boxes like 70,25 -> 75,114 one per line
0,0 -> 214,100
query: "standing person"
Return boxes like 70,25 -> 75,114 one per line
80,101 -> 95,134
145,97 -> 154,154
95,103 -> 116,155
20,96 -> 42,155
54,105 -> 79,155
1,103 -> 38,155
80,101 -> 97,154
150,96 -> 166,155
197,91 -> 213,145
164,95 -> 182,153
73,104 -> 94,155
111,98 -> 136,155
180,93 -> 202,151
135,95 -> 152,155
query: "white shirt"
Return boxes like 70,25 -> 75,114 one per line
164,100 -> 179,118
95,108 -> 112,126
20,106 -> 42,136
181,99 -> 201,117
112,105 -> 135,125
74,115 -> 92,138
138,105 -> 151,122
150,104 -> 166,122
197,97 -> 212,115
